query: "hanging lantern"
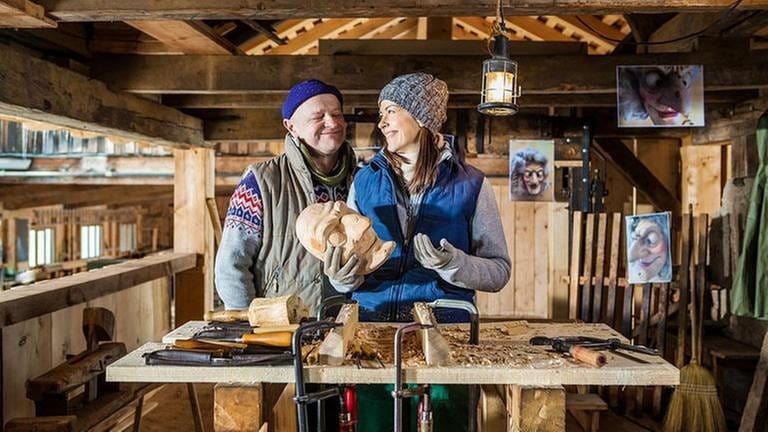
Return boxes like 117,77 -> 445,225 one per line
478,34 -> 521,116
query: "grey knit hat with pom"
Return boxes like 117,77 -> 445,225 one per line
378,73 -> 448,135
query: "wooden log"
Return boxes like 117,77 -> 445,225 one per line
26,342 -> 127,401
204,295 -> 309,327
506,385 -> 565,432
412,302 -> 452,366
317,303 -> 358,366
214,383 -> 264,432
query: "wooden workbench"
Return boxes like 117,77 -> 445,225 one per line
108,321 -> 678,385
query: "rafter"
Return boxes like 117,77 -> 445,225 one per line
126,20 -> 243,55
36,1 -> 768,21
369,18 -> 417,39
336,18 -> 399,39
266,18 -> 359,55
0,0 -> 55,28
542,15 -> 618,54
507,16 -> 574,42
239,19 -> 304,53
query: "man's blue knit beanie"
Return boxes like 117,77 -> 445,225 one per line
282,79 -> 343,119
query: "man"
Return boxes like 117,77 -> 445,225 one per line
214,79 -> 356,315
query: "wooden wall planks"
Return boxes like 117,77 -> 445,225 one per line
476,182 -> 568,319
1,277 -> 170,424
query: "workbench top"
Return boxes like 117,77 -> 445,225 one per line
107,321 -> 679,386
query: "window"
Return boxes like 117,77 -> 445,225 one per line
80,225 -> 102,259
119,223 -> 137,253
28,227 -> 54,267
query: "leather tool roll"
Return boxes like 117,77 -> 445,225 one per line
143,348 -> 293,366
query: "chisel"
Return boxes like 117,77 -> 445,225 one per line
195,330 -> 294,348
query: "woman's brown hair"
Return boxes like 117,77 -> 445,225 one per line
382,126 -> 442,196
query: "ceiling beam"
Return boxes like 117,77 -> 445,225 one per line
36,0 -> 768,21
126,20 -> 243,55
91,42 -> 768,95
0,43 -> 205,149
164,89 -> 759,110
0,185 -> 172,209
0,0 -> 55,28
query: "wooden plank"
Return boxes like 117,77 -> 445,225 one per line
2,315 -> 53,420
581,213 -> 595,322
412,302 -> 452,366
591,213 -> 607,323
621,283 -> 634,339
320,39 -> 586,56
0,44 -> 204,150
533,202 -> 549,318
90,48 -> 768,95
680,144 -> 722,215
126,20 -> 242,54
0,253 -> 196,327
739,330 -> 768,432
548,203 -> 570,320
317,303 -> 358,366
173,148 -> 215,325
676,212 -> 692,368
569,211 -> 583,320
638,283 -> 652,346
214,383 -> 265,432
38,1 -> 768,21
0,0 -> 56,28
605,213 -> 621,329
514,203 -> 535,316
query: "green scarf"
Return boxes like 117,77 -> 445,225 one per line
298,140 -> 353,187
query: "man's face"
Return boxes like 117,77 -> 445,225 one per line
284,94 -> 347,157
628,219 -> 668,281
637,66 -> 694,126
522,162 -> 546,195
296,201 -> 395,275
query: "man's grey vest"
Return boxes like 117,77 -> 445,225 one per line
250,135 -> 352,314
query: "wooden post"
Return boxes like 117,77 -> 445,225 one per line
174,148 -> 215,326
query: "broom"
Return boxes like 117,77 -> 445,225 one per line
663,215 -> 726,432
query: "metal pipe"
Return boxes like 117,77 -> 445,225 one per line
393,322 -> 432,432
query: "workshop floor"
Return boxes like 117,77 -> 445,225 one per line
135,384 -> 661,432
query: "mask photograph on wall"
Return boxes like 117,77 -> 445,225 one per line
626,212 -> 673,284
617,65 -> 704,128
509,140 -> 554,202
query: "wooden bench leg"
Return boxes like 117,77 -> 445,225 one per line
132,394 -> 145,432
507,385 -> 565,432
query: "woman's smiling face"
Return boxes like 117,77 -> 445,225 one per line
378,100 -> 421,154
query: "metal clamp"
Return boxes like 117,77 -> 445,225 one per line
392,322 -> 433,432
426,299 -> 479,345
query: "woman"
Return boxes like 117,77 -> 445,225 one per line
326,72 -> 510,322
325,72 -> 511,431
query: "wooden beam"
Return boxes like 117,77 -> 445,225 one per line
37,1 -> 768,21
370,18 -> 417,39
593,138 -> 681,216
507,16 -> 574,42
317,39 -> 585,56
335,17 -> 398,39
241,19 -> 285,45
239,19 -> 303,53
0,185 -> 172,209
91,46 -> 768,95
0,252 -> 196,327
427,17 -> 453,40
126,20 -> 243,55
0,44 -> 205,149
0,0 -> 55,28
173,148 -> 214,326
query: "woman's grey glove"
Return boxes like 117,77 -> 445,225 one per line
413,233 -> 457,269
323,245 -> 361,285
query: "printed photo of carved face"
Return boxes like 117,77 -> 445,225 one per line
626,213 -> 672,284
617,65 -> 703,128
509,144 -> 553,202
296,201 -> 395,276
